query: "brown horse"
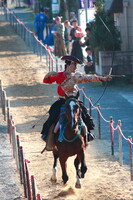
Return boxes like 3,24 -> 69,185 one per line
51,97 -> 87,188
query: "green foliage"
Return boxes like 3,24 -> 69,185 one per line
89,0 -> 121,51
90,10 -> 121,51
88,0 -> 121,65
40,0 -> 51,8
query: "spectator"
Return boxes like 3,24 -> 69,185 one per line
84,47 -> 95,74
53,16 -> 66,57
34,8 -> 49,43
84,27 -> 91,47
70,12 -> 77,25
70,19 -> 84,62
44,26 -> 54,46
80,27 -> 91,48
64,20 -> 72,54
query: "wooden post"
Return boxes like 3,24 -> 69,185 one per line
48,50 -> 51,71
31,175 -> 37,200
25,160 -> 32,200
40,43 -> 42,61
97,104 -> 101,139
56,58 -> 58,72
37,194 -> 42,200
89,97 -> 92,116
17,135 -> 22,176
51,58 -> 54,71
118,120 -> 123,166
12,126 -> 19,170
128,136 -> 133,181
19,146 -> 27,197
2,90 -> 6,120
7,100 -> 10,134
110,116 -> 114,156
0,80 -> 2,97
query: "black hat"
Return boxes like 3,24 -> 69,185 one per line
61,55 -> 82,64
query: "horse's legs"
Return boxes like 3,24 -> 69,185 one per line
74,156 -> 82,188
74,151 -> 87,188
80,150 -> 87,178
51,153 -> 58,184
59,156 -> 69,185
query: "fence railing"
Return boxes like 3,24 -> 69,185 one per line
79,86 -> 133,181
0,5 -> 133,198
3,6 -> 62,73
0,79 -> 43,200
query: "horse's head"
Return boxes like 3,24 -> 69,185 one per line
65,98 -> 81,128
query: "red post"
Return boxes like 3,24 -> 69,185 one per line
37,194 -> 42,200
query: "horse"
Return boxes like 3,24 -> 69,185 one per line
50,97 -> 87,188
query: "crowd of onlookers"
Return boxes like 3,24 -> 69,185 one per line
34,8 -> 95,74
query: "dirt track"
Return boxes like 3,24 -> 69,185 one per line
1,15 -> 133,200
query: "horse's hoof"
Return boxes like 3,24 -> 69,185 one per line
75,183 -> 81,189
61,181 -> 67,187
81,174 -> 84,178
50,178 -> 57,184
63,183 -> 68,187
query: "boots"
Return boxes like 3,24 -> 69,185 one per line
88,132 -> 96,142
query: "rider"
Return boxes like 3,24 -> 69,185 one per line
41,55 -> 81,141
41,55 -> 111,141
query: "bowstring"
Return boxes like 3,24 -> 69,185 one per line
92,15 -> 115,105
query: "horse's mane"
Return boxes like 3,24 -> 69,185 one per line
58,96 -> 81,142
65,96 -> 79,106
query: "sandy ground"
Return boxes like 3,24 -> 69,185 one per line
0,15 -> 133,200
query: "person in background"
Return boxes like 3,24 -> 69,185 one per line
84,27 -> 91,47
70,11 -> 77,25
34,8 -> 49,43
44,26 -> 54,46
64,20 -> 72,54
84,47 -> 95,74
70,19 -> 84,62
53,16 -> 66,57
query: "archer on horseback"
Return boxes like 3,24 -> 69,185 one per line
41,55 -> 112,143
41,55 -> 81,141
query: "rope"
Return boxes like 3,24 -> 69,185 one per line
5,7 -> 54,60
78,86 -> 133,145
5,7 -> 133,146
110,121 -> 133,145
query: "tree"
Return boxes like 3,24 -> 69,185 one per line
89,0 -> 121,64
90,10 -> 121,51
